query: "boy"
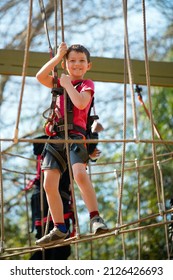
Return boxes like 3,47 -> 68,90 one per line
35,42 -> 108,246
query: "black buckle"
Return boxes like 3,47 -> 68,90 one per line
51,87 -> 64,96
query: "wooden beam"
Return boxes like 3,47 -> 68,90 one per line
0,49 -> 173,87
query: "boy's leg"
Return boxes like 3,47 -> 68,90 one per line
72,163 -> 98,212
44,169 -> 64,223
36,169 -> 69,246
72,163 -> 108,234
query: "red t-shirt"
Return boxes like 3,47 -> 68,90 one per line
56,79 -> 94,131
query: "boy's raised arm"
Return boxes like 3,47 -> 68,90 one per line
36,42 -> 67,88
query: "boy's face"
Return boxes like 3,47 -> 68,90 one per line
65,50 -> 91,80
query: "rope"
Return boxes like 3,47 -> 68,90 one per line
13,0 -> 33,143
1,0 -> 51,260
157,161 -> 171,259
52,0 -> 58,86
54,0 -> 58,53
38,0 -> 57,119
39,0 -> 80,258
135,158 -> 141,260
142,0 -> 163,215
1,151 -> 173,259
1,214 -> 173,259
38,0 -> 52,51
116,1 -> 128,231
2,137 -> 173,145
60,0 -> 65,42
42,0 -> 59,241
122,0 -> 138,140
37,0 -> 64,241
59,0 -> 80,260
136,85 -> 173,154
40,170 -> 45,237
0,141 -> 5,253
114,169 -> 126,259
24,173 -> 32,249
2,149 -> 172,175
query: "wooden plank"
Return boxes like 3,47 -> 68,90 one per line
0,49 -> 173,87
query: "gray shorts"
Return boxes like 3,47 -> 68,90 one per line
41,150 -> 62,170
41,134 -> 89,174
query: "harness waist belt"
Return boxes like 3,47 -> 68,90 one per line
54,124 -> 86,136
54,124 -> 74,132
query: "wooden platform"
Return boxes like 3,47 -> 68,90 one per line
0,49 -> 173,87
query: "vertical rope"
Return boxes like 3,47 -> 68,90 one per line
157,161 -> 170,259
142,0 -> 163,215
122,0 -> 138,140
60,0 -> 65,42
59,0 -> 80,260
136,87 -> 172,155
40,161 -> 46,235
38,0 -> 57,238
53,0 -> 58,85
135,158 -> 141,260
41,0 -> 59,238
116,0 -> 128,233
114,169 -> 126,259
13,0 -> 33,143
38,0 -> 52,51
40,169 -> 46,259
24,173 -> 32,249
87,163 -> 94,259
0,141 -> 5,253
54,0 -> 58,53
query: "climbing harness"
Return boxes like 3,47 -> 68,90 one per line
43,80 -> 99,139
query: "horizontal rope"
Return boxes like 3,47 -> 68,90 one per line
1,214 -> 172,259
1,137 -> 173,145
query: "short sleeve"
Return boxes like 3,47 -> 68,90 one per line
80,79 -> 94,96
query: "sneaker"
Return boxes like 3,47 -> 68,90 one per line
90,215 -> 108,235
35,227 -> 69,247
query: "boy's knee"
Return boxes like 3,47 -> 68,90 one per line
43,176 -> 55,192
73,166 -> 86,184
